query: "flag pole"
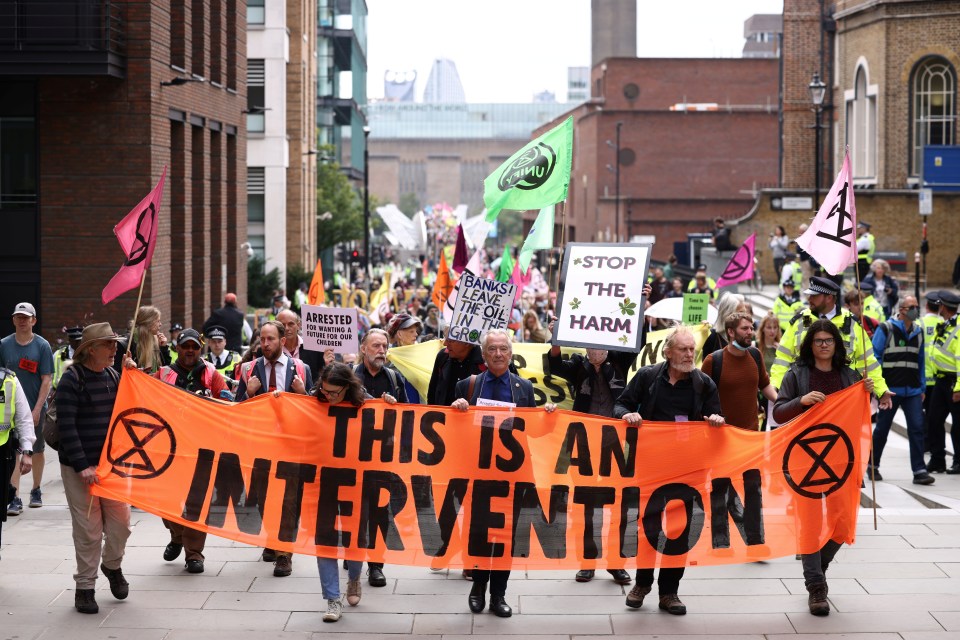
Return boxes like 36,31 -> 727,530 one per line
551,201 -> 567,294
852,262 -> 879,530
124,268 -> 149,359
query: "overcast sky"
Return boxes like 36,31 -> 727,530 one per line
365,0 -> 785,103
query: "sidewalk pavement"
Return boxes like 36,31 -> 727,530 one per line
3,427 -> 960,639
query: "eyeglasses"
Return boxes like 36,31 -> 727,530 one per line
813,338 -> 835,347
321,385 -> 345,398
179,343 -> 200,350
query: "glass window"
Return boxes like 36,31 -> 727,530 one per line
911,57 -> 956,176
247,0 -> 265,25
247,59 -> 265,133
846,66 -> 877,179
248,167 -> 265,222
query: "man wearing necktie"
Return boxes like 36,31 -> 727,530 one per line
451,329 -> 553,618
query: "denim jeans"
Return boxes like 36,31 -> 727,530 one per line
317,558 -> 361,600
874,392 -> 926,474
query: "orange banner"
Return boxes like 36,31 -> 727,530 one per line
92,370 -> 871,570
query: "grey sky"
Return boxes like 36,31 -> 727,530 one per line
366,0 -> 784,103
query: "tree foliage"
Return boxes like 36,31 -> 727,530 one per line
247,255 -> 281,308
316,146 -> 364,252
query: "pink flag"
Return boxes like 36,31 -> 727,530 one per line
796,152 -> 857,276
443,247 -> 482,325
509,260 -> 532,304
102,167 -> 167,304
715,232 -> 756,289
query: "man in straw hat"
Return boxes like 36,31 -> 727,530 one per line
56,323 -> 128,614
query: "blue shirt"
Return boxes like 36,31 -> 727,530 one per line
0,333 -> 54,407
480,370 -> 513,404
872,318 -> 925,396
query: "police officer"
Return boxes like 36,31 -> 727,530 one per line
0,368 -> 35,550
770,277 -> 892,409
856,221 -> 875,281
773,280 -> 803,331
858,282 -> 886,323
920,291 -> 943,442
202,326 -> 241,389
52,327 -> 84,388
168,323 -> 184,364
925,290 -> 960,473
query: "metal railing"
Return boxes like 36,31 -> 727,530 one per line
0,0 -> 125,54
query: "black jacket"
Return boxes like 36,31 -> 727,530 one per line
613,361 -> 721,421
202,304 -> 245,352
547,349 -> 636,415
427,345 -> 485,406
772,362 -> 861,424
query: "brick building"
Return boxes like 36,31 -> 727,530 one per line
534,57 -> 780,262
739,0 -> 960,287
0,0 -> 248,341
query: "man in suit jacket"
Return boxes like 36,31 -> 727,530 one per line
451,329 -> 551,618
233,321 -> 312,578
276,308 -> 324,387
202,293 -> 246,353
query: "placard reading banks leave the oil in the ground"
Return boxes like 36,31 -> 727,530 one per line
300,304 -> 359,354
448,273 -> 518,344
554,243 -> 651,352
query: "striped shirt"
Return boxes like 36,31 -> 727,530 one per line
56,365 -> 119,472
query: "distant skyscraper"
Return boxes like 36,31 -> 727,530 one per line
742,14 -> 782,58
567,67 -> 589,103
384,70 -> 417,102
533,90 -> 557,103
592,0 -> 636,67
423,58 -> 466,103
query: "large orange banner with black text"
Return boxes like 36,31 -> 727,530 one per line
92,370 -> 871,569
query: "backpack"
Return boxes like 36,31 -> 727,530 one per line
44,364 -> 120,450
353,363 -> 401,399
707,346 -> 764,387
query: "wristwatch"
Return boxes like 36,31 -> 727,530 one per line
21,450 -> 32,457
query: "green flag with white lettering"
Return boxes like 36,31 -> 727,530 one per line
483,116 -> 573,223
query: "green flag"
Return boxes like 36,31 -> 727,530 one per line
497,245 -> 515,283
518,204 -> 555,273
483,116 -> 573,223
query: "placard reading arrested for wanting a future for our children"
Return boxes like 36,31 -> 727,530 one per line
553,243 -> 651,352
448,272 -> 519,345
300,304 -> 359,355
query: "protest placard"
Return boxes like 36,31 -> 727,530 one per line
300,304 -> 359,354
447,272 -> 518,344
682,293 -> 710,325
553,243 -> 651,352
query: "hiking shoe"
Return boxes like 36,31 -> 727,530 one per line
261,548 -> 276,562
575,569 -> 595,582
659,594 -> 687,615
608,569 -> 632,585
163,542 -> 183,561
866,466 -> 883,481
807,582 -> 830,616
367,565 -> 386,587
273,555 -> 292,577
100,563 -> 129,599
346,579 -> 361,606
913,472 -> 935,485
625,584 -> 651,609
323,598 -> 343,622
75,588 -> 99,614
6,496 -> 22,516
28,487 -> 42,508
186,559 -> 204,574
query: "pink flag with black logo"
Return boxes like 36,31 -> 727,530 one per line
715,232 -> 756,289
102,167 -> 166,304
796,152 -> 857,276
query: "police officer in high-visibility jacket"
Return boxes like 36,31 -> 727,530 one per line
856,221 -> 875,280
925,290 -> 960,474
920,291 -> 943,434
52,327 -> 84,388
0,368 -> 35,548
772,280 -> 803,331
770,277 -> 892,408
202,326 -> 241,390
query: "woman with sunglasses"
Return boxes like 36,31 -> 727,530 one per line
773,319 -> 878,617
312,362 -> 396,622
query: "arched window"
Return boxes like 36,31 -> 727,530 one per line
911,57 -> 956,176
845,65 -> 877,180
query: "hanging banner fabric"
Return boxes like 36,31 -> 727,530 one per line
92,371 -> 870,570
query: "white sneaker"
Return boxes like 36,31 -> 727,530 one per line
323,598 -> 343,622
346,579 -> 361,606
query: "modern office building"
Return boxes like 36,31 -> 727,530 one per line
246,0 -> 318,284
422,58 -> 466,104
0,0 -> 247,340
742,14 -> 783,59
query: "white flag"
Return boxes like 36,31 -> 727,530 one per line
796,152 -> 857,276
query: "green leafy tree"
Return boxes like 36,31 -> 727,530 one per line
316,146 -> 364,252
398,192 -> 420,217
247,255 -> 281,308
286,263 -> 313,299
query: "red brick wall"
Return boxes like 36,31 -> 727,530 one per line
37,0 -> 247,341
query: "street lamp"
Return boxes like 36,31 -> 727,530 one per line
605,122 -> 623,241
363,125 -> 371,289
809,72 -> 827,205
